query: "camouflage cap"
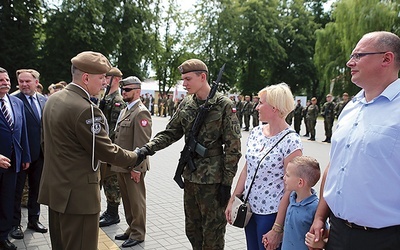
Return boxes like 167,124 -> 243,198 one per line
119,76 -> 141,88
106,67 -> 123,77
71,51 -> 111,74
178,59 -> 208,74
326,93 -> 333,97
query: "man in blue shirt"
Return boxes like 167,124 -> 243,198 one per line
310,31 -> 400,250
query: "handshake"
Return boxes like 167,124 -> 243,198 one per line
133,145 -> 154,166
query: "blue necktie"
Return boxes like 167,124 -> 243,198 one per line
0,98 -> 14,129
29,96 -> 40,120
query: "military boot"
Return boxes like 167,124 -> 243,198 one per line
99,204 -> 120,227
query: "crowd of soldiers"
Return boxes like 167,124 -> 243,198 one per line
287,92 -> 350,142
230,94 -> 260,131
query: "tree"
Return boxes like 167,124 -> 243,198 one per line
315,0 -> 400,97
150,0 -> 187,95
270,0 -> 320,97
0,0 -> 42,88
235,0 -> 285,95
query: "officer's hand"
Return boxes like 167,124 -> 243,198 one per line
218,184 -> 231,208
134,146 -> 152,166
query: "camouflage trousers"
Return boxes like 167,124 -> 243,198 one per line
324,117 -> 334,138
184,182 -> 226,250
102,173 -> 121,205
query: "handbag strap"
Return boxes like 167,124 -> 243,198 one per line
243,130 -> 294,203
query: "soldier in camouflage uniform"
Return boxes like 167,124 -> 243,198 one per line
166,94 -> 175,117
99,67 -> 127,227
306,97 -> 319,141
293,99 -> 303,134
242,95 -> 253,131
334,92 -> 350,119
135,59 -> 241,250
321,94 -> 335,143
251,96 -> 260,128
236,95 -> 244,128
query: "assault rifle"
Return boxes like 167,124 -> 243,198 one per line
173,64 -> 226,188
98,75 -> 114,111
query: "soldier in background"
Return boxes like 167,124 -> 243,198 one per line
236,95 -> 243,129
293,99 -> 303,134
242,95 -> 252,131
334,92 -> 350,119
306,97 -> 319,141
99,67 -> 126,227
302,100 -> 310,137
166,94 -> 174,117
321,94 -> 335,143
251,96 -> 260,128
112,76 -> 152,248
143,93 -> 150,110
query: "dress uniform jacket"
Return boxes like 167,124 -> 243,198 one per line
38,83 -> 137,215
112,101 -> 152,173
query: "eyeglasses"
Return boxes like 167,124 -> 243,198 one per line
121,87 -> 140,92
349,52 -> 386,62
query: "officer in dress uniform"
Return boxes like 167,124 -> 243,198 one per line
112,76 -> 152,248
38,51 -> 138,250
99,67 -> 127,227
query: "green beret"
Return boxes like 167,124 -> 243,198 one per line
71,51 -> 111,74
119,76 -> 141,88
178,59 -> 208,74
106,67 -> 123,77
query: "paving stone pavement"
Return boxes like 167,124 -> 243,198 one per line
15,115 -> 331,249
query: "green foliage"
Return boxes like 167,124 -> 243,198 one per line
315,0 -> 400,97
1,0 -> 399,97
0,0 -> 42,89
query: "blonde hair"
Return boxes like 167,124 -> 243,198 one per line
258,82 -> 295,118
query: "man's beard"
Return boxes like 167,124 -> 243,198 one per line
123,96 -> 132,103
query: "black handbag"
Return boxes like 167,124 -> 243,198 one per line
231,131 -> 294,228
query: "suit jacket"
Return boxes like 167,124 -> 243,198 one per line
112,100 -> 152,173
15,92 -> 47,161
0,94 -> 31,172
38,83 -> 137,214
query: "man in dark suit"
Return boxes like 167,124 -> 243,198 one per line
0,67 -> 31,250
10,69 -> 48,240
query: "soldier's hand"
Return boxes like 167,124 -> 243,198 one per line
218,184 -> 231,208
134,145 -> 153,166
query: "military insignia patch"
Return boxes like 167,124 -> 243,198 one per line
178,65 -> 183,73
115,102 -> 121,107
86,116 -> 103,124
232,107 -> 237,113
140,119 -> 148,127
91,122 -> 101,134
233,123 -> 241,135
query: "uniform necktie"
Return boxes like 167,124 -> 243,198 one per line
29,96 -> 40,120
0,98 -> 14,129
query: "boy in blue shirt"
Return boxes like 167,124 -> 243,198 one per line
281,156 -> 321,250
